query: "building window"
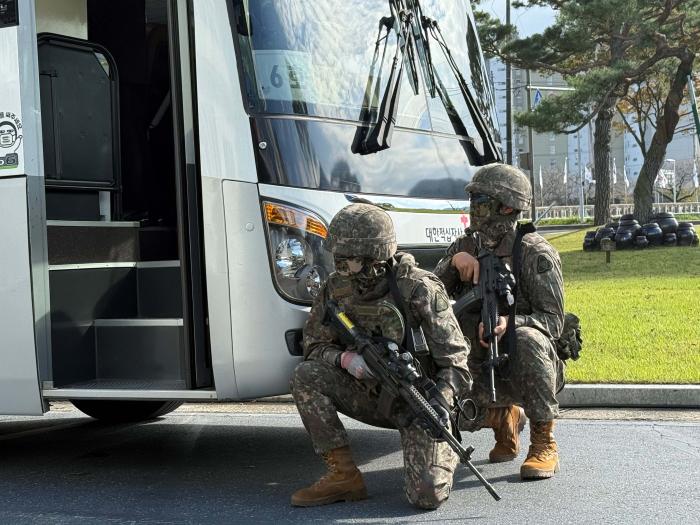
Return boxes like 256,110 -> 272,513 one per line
549,145 -> 556,155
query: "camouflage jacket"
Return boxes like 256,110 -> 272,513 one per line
303,253 -> 472,401
434,228 -> 564,343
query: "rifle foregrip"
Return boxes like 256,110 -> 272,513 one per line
408,385 -> 441,422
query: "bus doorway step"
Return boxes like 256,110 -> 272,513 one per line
93,318 -> 187,384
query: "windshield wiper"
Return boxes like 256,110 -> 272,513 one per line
352,0 -> 501,164
420,15 -> 501,164
351,1 -> 420,155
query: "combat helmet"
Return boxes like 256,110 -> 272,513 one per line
326,203 -> 397,261
465,163 -> 532,211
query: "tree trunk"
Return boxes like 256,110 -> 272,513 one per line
593,97 -> 616,225
633,51 -> 695,224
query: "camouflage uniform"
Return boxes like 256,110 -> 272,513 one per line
291,252 -> 472,509
433,227 -> 565,431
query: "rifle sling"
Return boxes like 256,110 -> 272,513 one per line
385,258 -> 416,353
386,260 -> 463,441
506,222 -> 536,358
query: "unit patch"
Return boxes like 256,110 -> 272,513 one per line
537,254 -> 554,273
434,291 -> 451,313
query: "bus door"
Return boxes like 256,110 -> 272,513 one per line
0,0 -> 49,415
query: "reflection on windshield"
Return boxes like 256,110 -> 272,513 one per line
253,117 -> 475,199
231,0 -> 499,143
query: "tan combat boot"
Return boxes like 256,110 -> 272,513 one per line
291,446 -> 368,507
520,420 -> 559,479
485,405 -> 527,463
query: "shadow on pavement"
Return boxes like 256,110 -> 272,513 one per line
0,414 -> 502,523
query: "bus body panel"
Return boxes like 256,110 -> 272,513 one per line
221,180 -> 305,399
0,2 -> 48,415
0,177 -> 43,415
200,176 -> 238,400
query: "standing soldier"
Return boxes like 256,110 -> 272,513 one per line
433,164 -> 565,480
290,203 -> 472,509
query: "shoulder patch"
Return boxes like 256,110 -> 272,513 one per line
433,291 -> 451,313
537,254 -> 554,273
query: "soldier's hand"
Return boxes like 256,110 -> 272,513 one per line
451,252 -> 479,284
340,351 -> 374,380
417,398 -> 450,440
478,316 -> 508,348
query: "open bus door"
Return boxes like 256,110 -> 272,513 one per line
0,0 -> 49,415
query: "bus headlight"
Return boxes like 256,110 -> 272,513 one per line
275,237 -> 310,279
263,201 -> 333,303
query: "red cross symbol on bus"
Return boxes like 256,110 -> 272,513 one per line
460,213 -> 469,228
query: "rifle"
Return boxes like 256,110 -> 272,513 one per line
451,237 -> 515,404
326,300 -> 501,501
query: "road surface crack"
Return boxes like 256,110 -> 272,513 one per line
651,424 -> 700,458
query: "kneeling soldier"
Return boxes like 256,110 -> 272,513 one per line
290,203 -> 472,509
434,164 -> 565,480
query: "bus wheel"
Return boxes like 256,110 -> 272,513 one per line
70,400 -> 183,422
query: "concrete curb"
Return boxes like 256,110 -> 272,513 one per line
558,384 -> 700,408
258,384 -> 700,408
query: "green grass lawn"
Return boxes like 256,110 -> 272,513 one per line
548,230 -> 700,384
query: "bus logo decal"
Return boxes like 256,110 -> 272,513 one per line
0,111 -> 22,170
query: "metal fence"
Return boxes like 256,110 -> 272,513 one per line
520,202 -> 700,220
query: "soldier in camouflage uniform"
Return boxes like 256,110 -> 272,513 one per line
433,164 -> 565,480
290,203 -> 472,509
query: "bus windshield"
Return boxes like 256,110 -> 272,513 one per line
232,0 -> 500,144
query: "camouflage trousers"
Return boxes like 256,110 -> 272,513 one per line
290,359 -> 459,509
460,326 -> 564,432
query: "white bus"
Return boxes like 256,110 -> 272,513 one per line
0,0 -> 501,421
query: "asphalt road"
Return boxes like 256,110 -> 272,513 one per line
0,403 -> 698,524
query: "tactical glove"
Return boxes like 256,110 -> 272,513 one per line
340,351 -> 374,380
429,398 -> 450,428
416,396 -> 450,440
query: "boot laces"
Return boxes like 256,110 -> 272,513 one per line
528,443 -> 556,461
312,452 -> 340,487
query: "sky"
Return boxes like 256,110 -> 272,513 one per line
477,0 -> 556,37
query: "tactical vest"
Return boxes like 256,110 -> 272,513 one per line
326,275 -> 407,346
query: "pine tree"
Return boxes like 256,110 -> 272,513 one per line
476,0 -> 700,225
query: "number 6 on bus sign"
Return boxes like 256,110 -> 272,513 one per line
253,50 -> 315,102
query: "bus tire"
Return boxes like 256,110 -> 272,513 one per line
70,400 -> 183,422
